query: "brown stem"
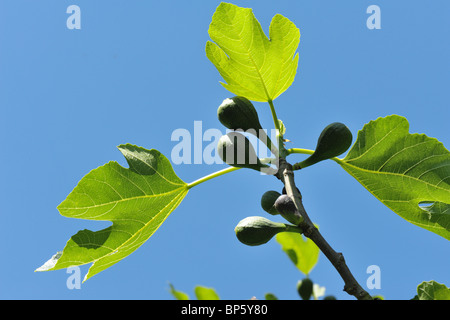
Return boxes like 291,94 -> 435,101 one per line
276,158 -> 373,300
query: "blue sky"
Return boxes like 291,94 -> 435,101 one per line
0,0 -> 449,300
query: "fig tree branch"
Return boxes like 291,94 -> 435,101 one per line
276,157 -> 373,300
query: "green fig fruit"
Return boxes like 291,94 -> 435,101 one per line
235,216 -> 299,246
297,278 -> 314,300
217,97 -> 277,155
298,122 -> 353,169
261,191 -> 281,215
217,132 -> 267,171
217,96 -> 263,134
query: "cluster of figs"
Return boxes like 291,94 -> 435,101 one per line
215,96 -> 353,248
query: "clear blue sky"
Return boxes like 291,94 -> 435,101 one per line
0,0 -> 449,300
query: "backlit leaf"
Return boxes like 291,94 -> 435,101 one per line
36,144 -> 189,281
169,283 -> 190,300
276,231 -> 319,275
339,115 -> 450,240
194,286 -> 220,300
206,2 -> 300,102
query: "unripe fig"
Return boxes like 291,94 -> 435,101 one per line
235,216 -> 300,246
274,194 -> 302,225
260,191 -> 281,215
298,122 -> 352,169
217,132 -> 267,171
217,96 -> 263,134
297,278 -> 314,300
235,216 -> 287,246
217,97 -> 277,156
274,194 -> 297,216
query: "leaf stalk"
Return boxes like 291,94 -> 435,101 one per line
187,166 -> 241,189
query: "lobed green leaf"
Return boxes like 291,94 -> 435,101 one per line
339,115 -> 450,240
36,144 -> 189,281
206,2 -> 300,102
